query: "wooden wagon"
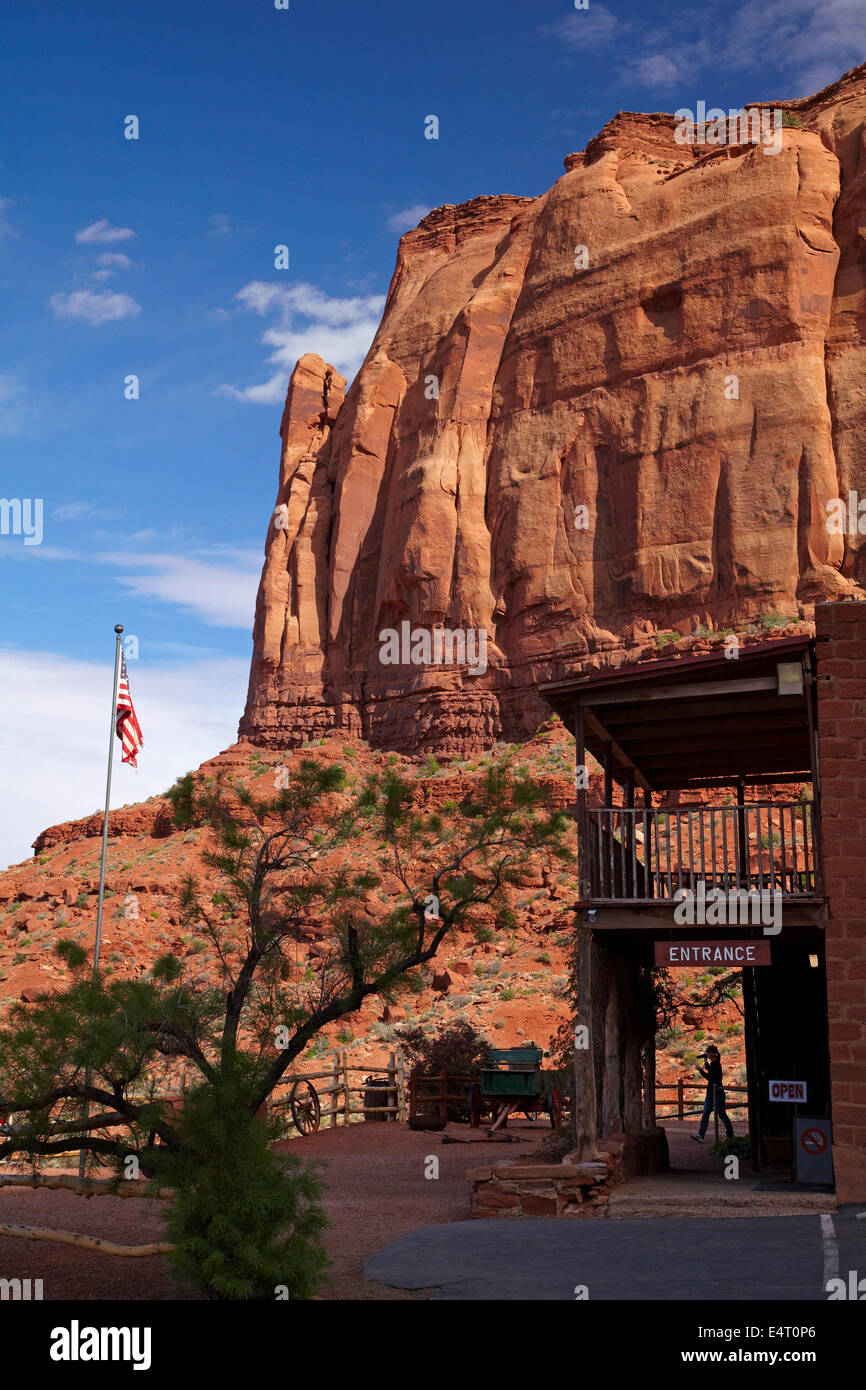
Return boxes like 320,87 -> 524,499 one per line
470,1043 -> 563,1133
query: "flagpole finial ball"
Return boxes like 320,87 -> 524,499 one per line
114,624 -> 124,634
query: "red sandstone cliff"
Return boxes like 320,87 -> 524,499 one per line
240,66 -> 866,755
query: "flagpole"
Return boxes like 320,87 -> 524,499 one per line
78,623 -> 124,1180
93,625 -> 124,981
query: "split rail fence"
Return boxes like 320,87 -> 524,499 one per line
655,1078 -> 748,1120
271,1049 -> 407,1130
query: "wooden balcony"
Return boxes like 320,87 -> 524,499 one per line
586,801 -> 820,905
540,636 -> 826,917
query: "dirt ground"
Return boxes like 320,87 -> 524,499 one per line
0,1119 -> 550,1302
1,1114 -> 826,1302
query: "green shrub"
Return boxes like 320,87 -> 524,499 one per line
711,1135 -> 749,1159
155,1075 -> 326,1300
395,1020 -> 492,1076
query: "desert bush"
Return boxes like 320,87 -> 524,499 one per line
395,1020 -> 492,1077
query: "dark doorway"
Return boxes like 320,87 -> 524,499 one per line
742,932 -> 831,1171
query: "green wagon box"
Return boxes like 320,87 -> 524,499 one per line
480,1044 -> 545,1099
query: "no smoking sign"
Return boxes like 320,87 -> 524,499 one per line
801,1127 -> 827,1155
795,1117 -> 833,1184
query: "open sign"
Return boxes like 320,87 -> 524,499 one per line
769,1080 -> 807,1102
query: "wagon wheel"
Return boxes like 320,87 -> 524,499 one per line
548,1085 -> 563,1130
290,1080 -> 321,1135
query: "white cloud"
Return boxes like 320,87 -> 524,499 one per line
98,549 -> 262,629
543,0 -> 866,97
49,289 -> 141,325
218,280 -> 386,400
0,648 -> 248,870
96,252 -> 132,270
541,5 -> 622,52
75,219 -> 136,245
387,204 -> 432,233
632,54 -> 682,88
52,502 -> 122,522
208,213 -> 234,237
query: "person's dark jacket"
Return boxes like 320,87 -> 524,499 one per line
700,1056 -> 724,1096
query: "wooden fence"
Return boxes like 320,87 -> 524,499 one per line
656,1078 -> 748,1120
407,1069 -> 477,1121
271,1049 -> 407,1131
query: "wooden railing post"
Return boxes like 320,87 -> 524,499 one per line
396,1051 -> 407,1122
329,1052 -> 340,1129
677,1076 -> 684,1121
342,1050 -> 350,1126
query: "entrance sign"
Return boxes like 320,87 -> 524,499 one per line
794,1116 -> 833,1185
654,940 -> 771,967
769,1079 -> 807,1102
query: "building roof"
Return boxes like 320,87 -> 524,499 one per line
539,635 -> 816,792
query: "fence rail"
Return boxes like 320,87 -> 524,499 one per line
270,1049 -> 407,1130
655,1079 -> 748,1120
587,802 -> 818,903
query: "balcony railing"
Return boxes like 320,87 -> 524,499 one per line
585,802 -> 819,904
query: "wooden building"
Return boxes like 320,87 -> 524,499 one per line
541,604 -> 865,1197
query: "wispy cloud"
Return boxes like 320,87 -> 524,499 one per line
541,0 -> 866,97
386,204 -> 432,234
98,549 -> 262,629
217,280 -> 386,401
541,5 -> 622,53
49,289 -> 141,325
0,374 -> 31,436
52,501 -> 122,522
96,252 -> 133,270
208,213 -> 234,237
74,219 -> 136,245
0,648 -> 248,870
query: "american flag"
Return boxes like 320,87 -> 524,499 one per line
116,654 -> 143,767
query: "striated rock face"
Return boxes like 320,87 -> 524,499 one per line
240,65 -> 866,755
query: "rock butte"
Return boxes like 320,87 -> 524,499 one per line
239,64 -> 866,756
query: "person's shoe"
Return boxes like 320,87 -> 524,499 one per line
691,1135 -> 704,1144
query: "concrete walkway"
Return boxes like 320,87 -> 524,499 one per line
364,1207 -> 865,1301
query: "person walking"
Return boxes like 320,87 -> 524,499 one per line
691,1044 -> 734,1142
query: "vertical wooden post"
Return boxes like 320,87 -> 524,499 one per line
741,966 -> 762,1170
574,922 -> 598,1158
601,951 -> 621,1135
623,958 -> 643,1133
642,1030 -> 657,1130
396,1051 -> 407,1123
342,1050 -> 350,1126
805,660 -> 825,894
330,1052 -> 340,1128
575,700 -> 590,901
624,771 -> 635,896
677,1076 -> 684,1121
736,779 -> 747,887
602,743 -> 613,810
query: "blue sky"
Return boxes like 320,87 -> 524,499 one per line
0,0 -> 862,866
